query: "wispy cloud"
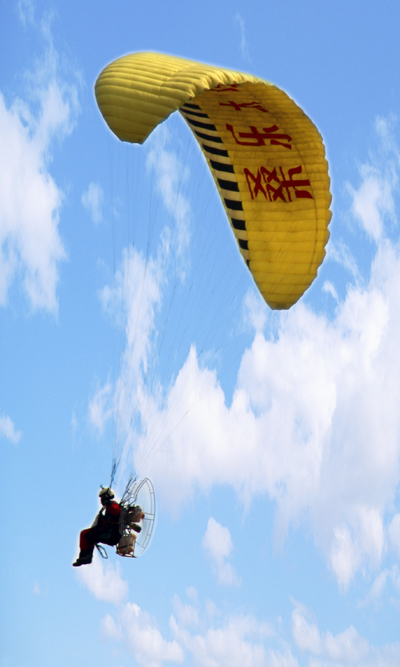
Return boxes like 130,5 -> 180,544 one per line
171,609 -> 275,667
75,551 -> 128,606
90,245 -> 163,449
98,582 -> 400,666
0,414 -> 21,444
292,600 -> 400,665
326,239 -> 362,284
322,280 -> 339,302
82,182 -> 104,224
146,125 -> 192,274
347,116 -> 399,243
202,517 -> 241,586
90,125 -> 193,468
360,565 -> 400,607
242,288 -> 269,332
18,0 -> 34,26
103,589 -> 276,667
88,381 -> 113,436
235,13 -> 251,63
102,601 -> 184,667
71,410 -> 78,439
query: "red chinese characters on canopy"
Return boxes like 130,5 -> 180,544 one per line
219,100 -> 268,113
227,124 -> 292,150
244,166 -> 313,203
207,85 -> 313,204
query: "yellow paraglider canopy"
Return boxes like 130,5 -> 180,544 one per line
95,52 -> 331,310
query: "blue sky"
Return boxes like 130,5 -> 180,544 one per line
2,1 -> 400,666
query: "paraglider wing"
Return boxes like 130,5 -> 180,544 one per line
95,52 -> 331,310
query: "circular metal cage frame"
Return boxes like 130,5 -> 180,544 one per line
117,477 -> 156,558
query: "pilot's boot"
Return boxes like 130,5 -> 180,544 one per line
72,549 -> 93,566
132,524 -> 142,533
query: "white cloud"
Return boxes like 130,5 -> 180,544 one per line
82,182 -> 104,224
104,601 -> 184,667
91,245 -> 164,447
76,551 -> 128,606
170,599 -> 280,667
0,414 -> 22,444
292,600 -> 400,665
349,168 -> 389,242
71,410 -> 78,438
101,613 -> 122,642
100,246 -> 162,373
91,128 -> 192,456
235,13 -> 251,63
243,288 -> 268,332
347,117 -> 399,243
0,21 -> 79,313
326,239 -> 362,284
322,280 -> 339,302
361,564 -> 400,606
186,585 -> 198,601
18,0 -> 34,26
98,588 -> 400,667
172,593 -> 199,628
367,568 -> 392,602
103,590 -> 284,667
89,382 -> 113,436
146,125 -> 191,274
202,517 -> 241,586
